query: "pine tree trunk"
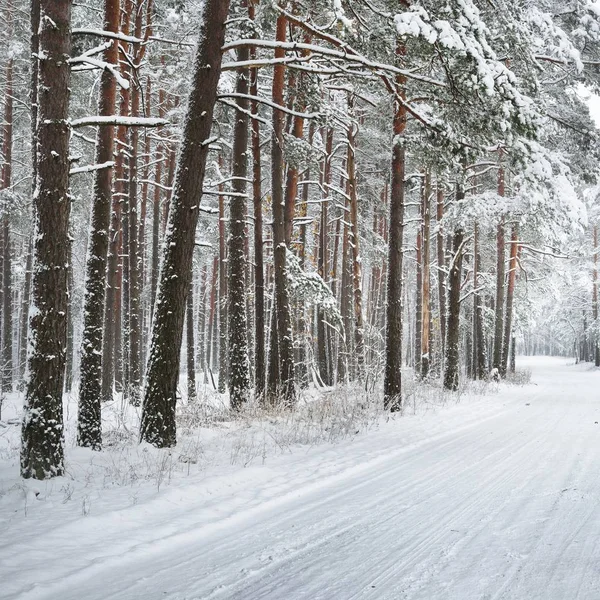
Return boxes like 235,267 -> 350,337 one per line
228,27 -> 251,410
1,47 -> 13,394
18,237 -> 33,387
249,3 -> 265,398
267,12 -> 296,406
414,179 -> 423,378
493,166 -> 506,371
443,184 -> 466,392
500,225 -> 519,376
127,67 -> 142,406
421,172 -> 431,379
593,225 -> 599,367
217,159 -> 228,394
436,185 -> 446,366
317,129 -> 333,386
21,0 -> 72,478
473,223 -> 486,379
384,40 -> 407,411
140,0 -> 231,447
197,263 -> 208,376
78,0 -> 119,448
65,248 -> 74,394
347,122 -> 365,381
338,194 -> 352,383
150,86 -> 166,321
186,277 -> 196,401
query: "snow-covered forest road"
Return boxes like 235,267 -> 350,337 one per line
3,358 -> 600,600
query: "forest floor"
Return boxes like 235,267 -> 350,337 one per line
1,357 -> 600,599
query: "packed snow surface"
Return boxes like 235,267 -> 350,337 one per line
2,357 -> 600,599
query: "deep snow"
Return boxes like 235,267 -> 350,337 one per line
2,357 -> 600,599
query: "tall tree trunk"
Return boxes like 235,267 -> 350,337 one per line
197,263 -> 208,377
18,237 -> 33,387
500,225 -> 519,376
127,72 -> 142,405
493,166 -> 506,371
217,157 -> 228,394
594,225 -> 600,367
21,0 -> 72,478
1,46 -> 14,395
337,193 -> 352,383
347,123 -> 365,380
436,185 -> 446,366
317,129 -> 333,386
414,178 -> 423,377
384,39 -> 407,411
77,0 -> 119,448
249,1 -> 265,398
150,86 -> 166,321
186,277 -> 196,401
267,12 -> 296,406
421,172 -> 431,379
65,247 -> 74,394
473,223 -> 486,379
443,184 -> 466,392
140,0 -> 231,447
228,23 -> 250,410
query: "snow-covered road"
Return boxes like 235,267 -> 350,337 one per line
3,357 -> 600,599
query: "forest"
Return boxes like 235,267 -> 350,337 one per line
0,0 -> 600,482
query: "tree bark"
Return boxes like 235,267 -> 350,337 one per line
593,225 -> 600,367
493,166 -> 506,371
436,185 -> 446,365
317,129 -> 333,386
186,277 -> 196,401
346,121 -> 365,381
228,25 -> 251,410
249,0 -> 265,398
267,12 -> 296,406
443,184 -> 466,392
18,237 -> 33,387
77,0 -> 119,448
217,156 -> 228,394
473,223 -> 486,379
21,0 -> 72,478
1,46 -> 14,395
140,0 -> 231,447
150,86 -> 166,321
384,39 -> 407,411
500,225 -> 519,376
421,172 -> 431,379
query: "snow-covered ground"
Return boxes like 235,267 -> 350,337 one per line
2,357 -> 600,599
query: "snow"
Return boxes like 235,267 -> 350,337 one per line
2,358 -> 600,599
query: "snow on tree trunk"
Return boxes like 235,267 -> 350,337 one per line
140,0 -> 231,447
443,184 -> 466,392
594,225 -> 600,367
1,39 -> 14,396
218,155 -> 228,395
473,223 -> 487,380
249,2 -> 265,399
228,20 -> 251,411
493,165 -> 506,371
347,119 -> 365,382
421,172 -> 431,379
436,185 -> 446,365
317,129 -> 333,387
21,0 -> 72,479
77,0 -> 119,449
267,12 -> 296,407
